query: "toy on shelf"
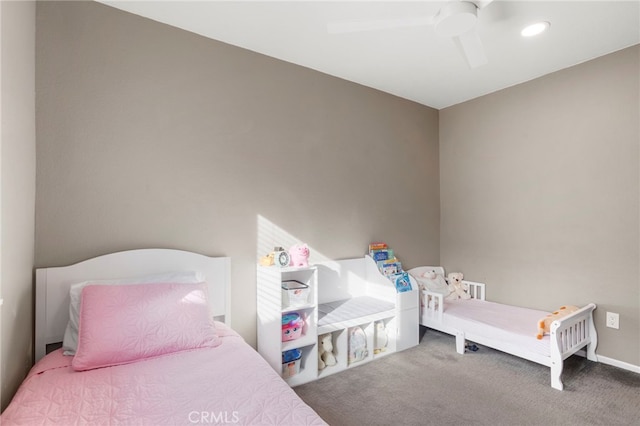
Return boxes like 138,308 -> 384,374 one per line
536,305 -> 580,339
259,252 -> 275,266
282,349 -> 302,378
318,333 -> 337,370
374,321 -> 388,354
289,243 -> 310,267
273,247 -> 291,268
281,313 -> 304,342
348,326 -> 368,364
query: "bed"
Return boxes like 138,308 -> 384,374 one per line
408,266 -> 598,391
1,249 -> 326,425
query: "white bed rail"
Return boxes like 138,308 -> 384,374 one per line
422,291 -> 444,321
421,280 -> 486,322
549,303 -> 598,390
461,280 -> 485,300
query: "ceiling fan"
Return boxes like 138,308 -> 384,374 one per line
327,0 -> 495,69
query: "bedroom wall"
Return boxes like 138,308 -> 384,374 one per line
34,2 -> 440,347
440,45 -> 639,366
0,0 -> 36,412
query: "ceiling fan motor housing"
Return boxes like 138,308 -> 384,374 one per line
435,1 -> 478,37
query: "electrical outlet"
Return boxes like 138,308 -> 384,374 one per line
606,312 -> 620,329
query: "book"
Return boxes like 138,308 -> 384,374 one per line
389,272 -> 412,293
370,249 -> 394,262
377,260 -> 402,276
368,242 -> 388,251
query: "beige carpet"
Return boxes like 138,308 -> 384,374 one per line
294,328 -> 640,426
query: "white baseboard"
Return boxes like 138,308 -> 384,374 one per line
597,354 -> 640,374
574,349 -> 639,374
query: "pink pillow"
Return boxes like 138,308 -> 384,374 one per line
72,282 -> 220,371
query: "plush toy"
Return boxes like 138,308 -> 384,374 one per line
318,333 -> 337,370
446,272 -> 470,300
258,252 -> 274,266
420,270 -> 450,296
374,321 -> 388,354
536,305 -> 580,339
289,243 -> 310,267
348,326 -> 368,364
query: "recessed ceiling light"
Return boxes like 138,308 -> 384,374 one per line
521,21 -> 550,37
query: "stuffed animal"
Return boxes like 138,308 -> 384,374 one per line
536,305 -> 580,339
374,321 -> 388,354
420,270 -> 450,296
258,252 -> 274,266
446,272 -> 470,300
289,243 -> 310,267
348,326 -> 368,364
318,333 -> 337,370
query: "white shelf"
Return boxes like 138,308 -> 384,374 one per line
257,265 -> 319,385
281,302 -> 315,314
317,309 -> 396,335
281,332 -> 316,352
257,255 -> 419,387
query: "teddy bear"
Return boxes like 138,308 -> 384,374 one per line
318,333 -> 337,370
536,305 -> 580,339
446,272 -> 470,300
289,243 -> 310,267
420,270 -> 450,296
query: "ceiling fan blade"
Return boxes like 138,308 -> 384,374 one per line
472,0 -> 495,10
454,30 -> 488,68
327,15 -> 434,34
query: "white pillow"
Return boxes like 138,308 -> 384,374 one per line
62,271 -> 204,355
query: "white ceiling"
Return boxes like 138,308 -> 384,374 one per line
98,0 -> 640,109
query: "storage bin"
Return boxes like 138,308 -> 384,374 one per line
282,313 -> 304,342
281,280 -> 310,308
282,349 -> 302,378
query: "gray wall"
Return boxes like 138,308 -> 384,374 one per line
35,2 -> 440,346
28,0 -> 640,400
0,0 -> 36,412
440,45 -> 639,365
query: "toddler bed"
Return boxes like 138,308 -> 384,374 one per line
1,249 -> 326,425
408,266 -> 598,391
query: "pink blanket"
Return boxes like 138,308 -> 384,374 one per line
1,324 -> 326,425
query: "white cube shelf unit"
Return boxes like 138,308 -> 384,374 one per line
257,256 -> 419,386
257,265 -> 319,387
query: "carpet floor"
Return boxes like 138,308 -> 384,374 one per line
294,327 -> 640,426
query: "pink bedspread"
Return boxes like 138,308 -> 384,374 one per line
1,324 -> 326,426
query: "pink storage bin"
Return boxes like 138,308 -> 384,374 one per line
282,313 -> 304,342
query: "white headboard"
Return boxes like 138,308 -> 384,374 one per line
35,249 -> 231,362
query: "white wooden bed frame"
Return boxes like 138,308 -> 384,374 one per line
413,266 -> 598,390
35,248 -> 231,362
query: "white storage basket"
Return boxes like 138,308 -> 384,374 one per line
281,280 -> 310,308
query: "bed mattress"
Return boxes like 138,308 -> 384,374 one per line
1,323 -> 326,426
441,299 -> 552,358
